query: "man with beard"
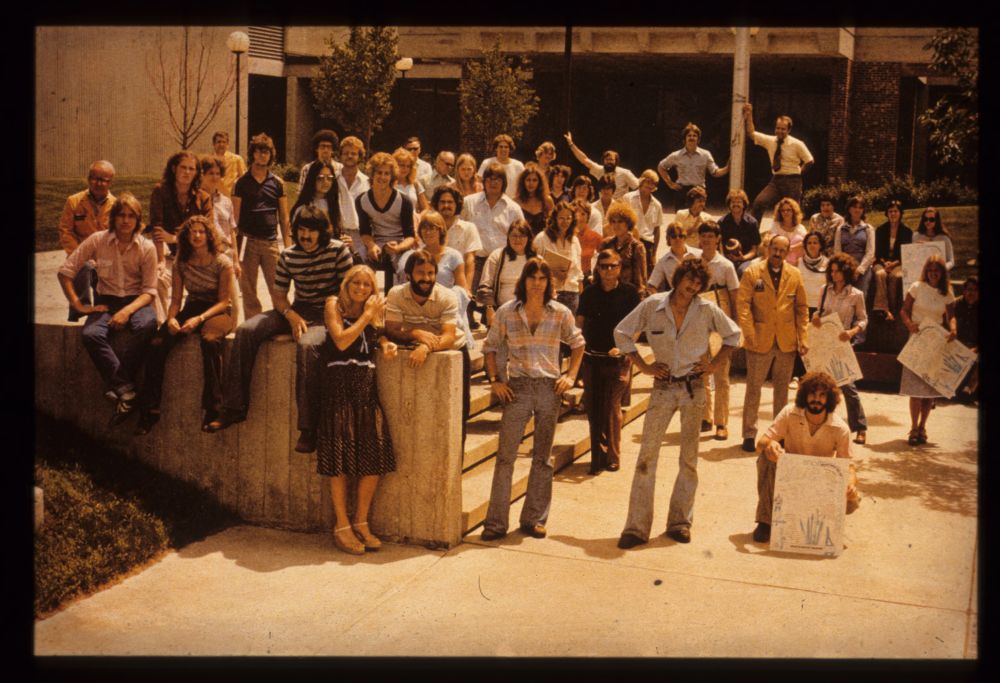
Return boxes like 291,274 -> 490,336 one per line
205,206 -> 353,454
563,131 -> 639,200
431,185 -> 481,297
751,371 -> 860,543
736,235 -> 809,453
384,249 -> 471,446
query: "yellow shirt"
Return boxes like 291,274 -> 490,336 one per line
219,151 -> 247,197
58,190 -> 115,254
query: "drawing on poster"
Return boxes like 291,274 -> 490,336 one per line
901,241 -> 946,293
801,314 -> 862,386
770,454 -> 849,557
897,324 -> 976,398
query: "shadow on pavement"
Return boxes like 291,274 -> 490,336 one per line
859,448 -> 978,517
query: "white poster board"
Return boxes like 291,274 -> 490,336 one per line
800,265 -> 827,310
700,288 -> 734,357
897,324 -> 977,398
770,453 -> 849,557
802,314 -> 863,386
901,241 -> 947,293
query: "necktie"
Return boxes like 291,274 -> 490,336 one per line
772,138 -> 783,173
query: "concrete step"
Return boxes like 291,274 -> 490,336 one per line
460,373 -> 656,534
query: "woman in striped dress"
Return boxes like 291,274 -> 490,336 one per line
318,265 -> 399,555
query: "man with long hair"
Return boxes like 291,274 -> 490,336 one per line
751,371 -> 859,543
480,258 -> 585,541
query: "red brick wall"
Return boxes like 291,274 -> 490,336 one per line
848,62 -> 902,185
827,57 -> 852,183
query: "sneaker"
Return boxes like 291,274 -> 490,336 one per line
752,522 -> 771,543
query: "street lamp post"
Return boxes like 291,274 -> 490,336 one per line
227,31 -> 250,155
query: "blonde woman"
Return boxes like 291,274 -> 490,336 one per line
452,153 -> 484,197
319,265 -> 399,555
392,146 -> 429,213
770,197 -> 807,265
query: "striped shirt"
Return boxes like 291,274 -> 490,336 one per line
275,240 -> 353,304
356,189 -> 414,247
483,299 -> 585,379
385,282 -> 466,349
176,253 -> 232,303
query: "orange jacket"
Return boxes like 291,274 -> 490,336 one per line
737,258 -> 809,353
58,190 -> 114,254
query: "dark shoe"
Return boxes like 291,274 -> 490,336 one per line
204,410 -> 245,433
715,426 -> 728,441
480,528 -> 506,542
520,523 -> 547,539
606,457 -> 620,472
700,419 -> 713,432
917,427 -> 928,445
295,429 -> 317,453
741,438 -> 756,452
134,409 -> 160,436
109,392 -> 137,427
752,522 -> 771,543
907,429 -> 920,446
588,464 -> 602,475
665,527 -> 691,544
854,431 -> 866,445
617,533 -> 646,549
201,409 -> 219,432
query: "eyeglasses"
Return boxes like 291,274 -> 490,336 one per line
89,176 -> 112,184
669,233 -> 687,240
317,175 -> 334,181
598,263 -> 622,270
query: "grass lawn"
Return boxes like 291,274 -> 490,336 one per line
35,176 -> 301,253
34,413 -> 238,618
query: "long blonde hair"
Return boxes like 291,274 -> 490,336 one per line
335,265 -> 384,327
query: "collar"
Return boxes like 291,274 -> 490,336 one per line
681,146 -> 702,157
87,191 -> 112,205
513,298 -> 561,311
655,290 -> 706,312
108,229 -> 141,247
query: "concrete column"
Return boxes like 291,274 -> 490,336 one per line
34,324 -> 467,548
729,27 -> 750,193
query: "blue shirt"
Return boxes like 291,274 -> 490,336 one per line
614,291 -> 741,376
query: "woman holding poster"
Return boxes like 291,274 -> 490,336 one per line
897,254 -> 956,446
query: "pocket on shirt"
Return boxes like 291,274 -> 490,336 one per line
96,257 -> 114,280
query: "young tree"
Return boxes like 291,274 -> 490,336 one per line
146,26 -> 237,150
459,39 -> 541,159
311,26 -> 399,150
919,28 -> 978,168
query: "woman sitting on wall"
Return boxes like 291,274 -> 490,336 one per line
872,199 -> 913,320
318,264 -> 398,555
769,197 -> 807,266
136,215 -> 236,434
832,195 -> 876,319
913,206 -> 955,272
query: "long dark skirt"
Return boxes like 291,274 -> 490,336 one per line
316,361 -> 396,477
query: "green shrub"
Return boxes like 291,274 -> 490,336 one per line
272,163 -> 301,183
802,176 -> 977,216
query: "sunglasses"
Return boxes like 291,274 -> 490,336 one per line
598,263 -> 622,270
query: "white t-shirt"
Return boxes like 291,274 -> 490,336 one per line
585,160 -> 639,199
908,281 -> 954,328
624,189 -> 664,242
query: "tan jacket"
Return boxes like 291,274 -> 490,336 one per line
737,258 -> 808,353
58,190 -> 115,253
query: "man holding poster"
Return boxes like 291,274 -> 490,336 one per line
752,371 -> 860,544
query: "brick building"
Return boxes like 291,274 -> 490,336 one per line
36,26 -> 969,194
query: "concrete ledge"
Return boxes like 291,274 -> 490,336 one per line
34,323 -> 465,548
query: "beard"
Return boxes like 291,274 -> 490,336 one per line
410,279 -> 434,297
806,402 -> 826,415
602,163 -> 617,173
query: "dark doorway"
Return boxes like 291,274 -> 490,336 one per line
249,75 -> 288,163
375,78 -> 461,161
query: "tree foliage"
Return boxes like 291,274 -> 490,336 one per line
919,28 -> 978,167
459,40 -> 540,158
311,26 -> 399,151
145,26 -> 237,150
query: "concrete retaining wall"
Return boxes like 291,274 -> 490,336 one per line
34,324 -> 465,548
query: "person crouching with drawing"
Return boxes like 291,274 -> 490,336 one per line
752,371 -> 860,544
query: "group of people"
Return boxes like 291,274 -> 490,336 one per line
55,104 -> 974,553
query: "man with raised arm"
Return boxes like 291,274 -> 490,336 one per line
564,131 -> 639,200
743,103 -> 814,223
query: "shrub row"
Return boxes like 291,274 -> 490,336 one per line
801,176 -> 977,216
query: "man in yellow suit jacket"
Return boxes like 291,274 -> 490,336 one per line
736,234 -> 809,451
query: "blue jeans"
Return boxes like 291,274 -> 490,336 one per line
67,261 -> 97,322
840,382 -> 868,433
622,378 -> 706,539
484,376 -> 561,533
220,303 -> 326,431
80,295 -> 157,396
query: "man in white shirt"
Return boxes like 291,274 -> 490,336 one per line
743,103 -> 814,223
404,136 -> 434,189
298,129 -> 343,191
624,170 -> 665,277
461,162 -> 525,325
477,134 -> 524,199
647,223 -> 702,294
431,185 -> 482,295
336,136 -> 369,263
564,131 -> 639,199
658,123 -> 730,211
425,150 -> 456,199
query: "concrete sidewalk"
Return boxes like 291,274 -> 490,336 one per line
34,383 -> 978,658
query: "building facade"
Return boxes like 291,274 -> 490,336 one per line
37,26 -> 965,193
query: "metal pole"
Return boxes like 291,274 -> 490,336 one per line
729,27 -> 751,192
564,24 -> 572,134
235,53 -> 242,155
